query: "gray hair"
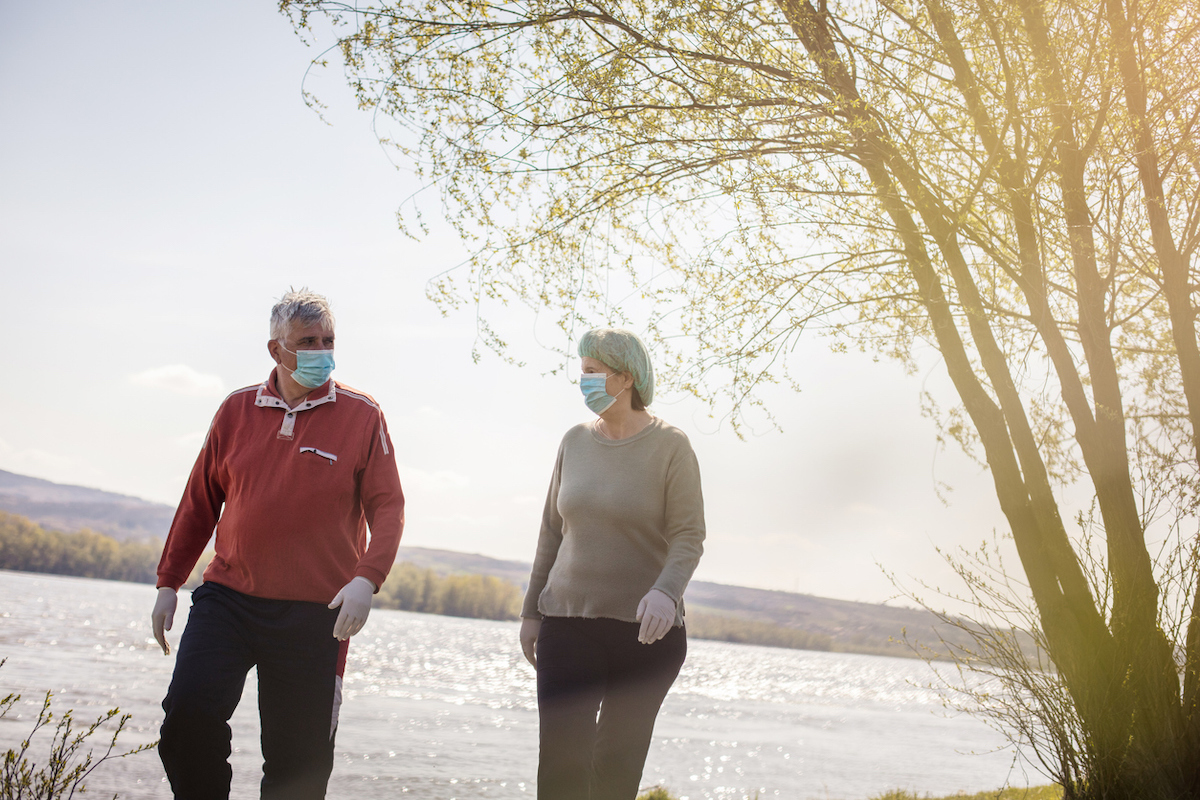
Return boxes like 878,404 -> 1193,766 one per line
270,287 -> 335,342
578,328 -> 655,408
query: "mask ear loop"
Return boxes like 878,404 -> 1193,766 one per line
602,372 -> 628,411
276,342 -> 302,373
610,368 -> 632,403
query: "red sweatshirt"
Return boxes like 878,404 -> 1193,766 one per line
156,374 -> 405,603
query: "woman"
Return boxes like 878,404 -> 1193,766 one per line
520,327 -> 706,800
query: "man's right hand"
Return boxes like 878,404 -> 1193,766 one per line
152,587 -> 178,655
519,617 -> 541,669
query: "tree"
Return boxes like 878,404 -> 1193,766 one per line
282,0 -> 1200,795
373,562 -> 524,619
0,512 -> 160,584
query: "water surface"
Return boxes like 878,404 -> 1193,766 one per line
0,571 -> 1035,799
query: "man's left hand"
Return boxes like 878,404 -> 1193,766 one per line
329,576 -> 376,640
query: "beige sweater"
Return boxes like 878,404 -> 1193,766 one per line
522,417 -> 706,625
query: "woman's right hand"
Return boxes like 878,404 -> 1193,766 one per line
519,617 -> 542,668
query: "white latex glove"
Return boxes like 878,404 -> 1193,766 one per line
519,618 -> 542,668
636,588 -> 677,644
151,587 -> 178,656
329,576 -> 376,640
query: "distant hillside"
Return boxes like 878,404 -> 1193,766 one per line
399,546 -> 532,587
684,581 -> 962,657
0,470 -> 174,541
396,545 -> 968,657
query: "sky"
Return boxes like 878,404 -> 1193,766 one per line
0,0 -> 1018,606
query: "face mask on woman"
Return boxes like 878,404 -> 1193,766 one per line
580,372 -> 625,415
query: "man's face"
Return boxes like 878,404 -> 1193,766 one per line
269,322 -> 335,371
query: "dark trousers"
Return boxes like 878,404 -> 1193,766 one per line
536,616 -> 687,800
159,582 -> 344,800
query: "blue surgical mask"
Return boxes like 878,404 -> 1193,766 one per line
580,372 -> 624,415
281,345 -> 336,389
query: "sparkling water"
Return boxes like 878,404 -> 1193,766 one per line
0,571 -> 1037,799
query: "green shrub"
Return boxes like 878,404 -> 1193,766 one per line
1,659 -> 155,799
637,788 -> 678,800
631,786 -> 1061,800
870,788 -> 1063,800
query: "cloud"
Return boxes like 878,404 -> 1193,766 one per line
130,365 -> 225,397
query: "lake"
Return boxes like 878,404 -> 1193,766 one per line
0,571 -> 1038,799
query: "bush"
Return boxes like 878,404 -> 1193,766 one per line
870,789 -> 1063,800
632,785 -> 1061,800
0,659 -> 155,799
637,789 -> 678,800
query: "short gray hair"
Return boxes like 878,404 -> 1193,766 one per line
578,328 -> 655,408
270,287 -> 335,342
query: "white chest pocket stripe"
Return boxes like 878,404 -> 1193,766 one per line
299,446 -> 338,464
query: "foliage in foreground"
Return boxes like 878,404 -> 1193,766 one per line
873,788 -> 1063,800
636,789 -> 676,800
0,660 -> 154,799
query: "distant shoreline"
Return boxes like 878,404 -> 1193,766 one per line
1,469 -> 977,660
0,519 -> 914,661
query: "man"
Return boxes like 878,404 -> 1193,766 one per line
151,288 -> 405,799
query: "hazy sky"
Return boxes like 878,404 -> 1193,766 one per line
0,0 -> 1017,605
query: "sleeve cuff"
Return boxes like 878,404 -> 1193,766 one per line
650,583 -> 681,604
355,568 -> 387,594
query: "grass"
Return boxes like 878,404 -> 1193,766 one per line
636,786 -> 1063,800
872,788 -> 1063,800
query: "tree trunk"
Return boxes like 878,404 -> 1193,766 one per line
778,0 -> 1195,793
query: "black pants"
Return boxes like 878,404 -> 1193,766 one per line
159,582 -> 345,800
536,616 -> 687,800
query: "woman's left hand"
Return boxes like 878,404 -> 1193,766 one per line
636,589 -> 677,644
